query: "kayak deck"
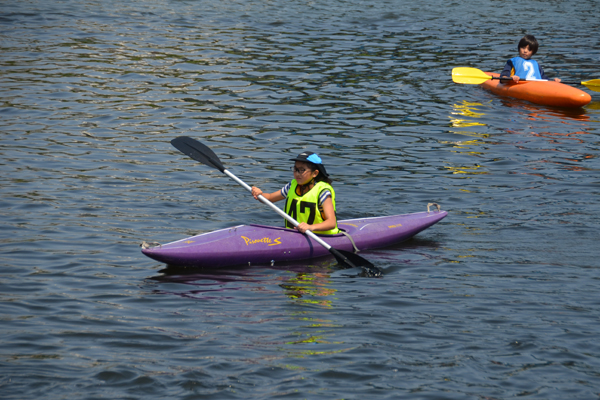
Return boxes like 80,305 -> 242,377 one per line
142,208 -> 447,268
481,72 -> 591,108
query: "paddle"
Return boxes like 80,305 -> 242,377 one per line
171,136 -> 382,277
452,67 -> 600,92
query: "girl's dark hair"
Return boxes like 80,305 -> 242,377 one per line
307,163 -> 333,185
518,35 -> 539,55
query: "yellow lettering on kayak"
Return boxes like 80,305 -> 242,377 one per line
388,224 -> 402,228
241,236 -> 282,246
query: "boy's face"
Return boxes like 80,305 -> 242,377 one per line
519,45 -> 533,60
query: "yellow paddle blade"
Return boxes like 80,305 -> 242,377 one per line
581,79 -> 600,92
452,67 -> 493,85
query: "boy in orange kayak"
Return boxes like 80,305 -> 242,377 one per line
251,151 -> 339,235
500,35 -> 561,83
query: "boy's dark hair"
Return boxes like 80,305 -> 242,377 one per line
518,35 -> 539,55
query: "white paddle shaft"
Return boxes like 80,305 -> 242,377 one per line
223,169 -> 333,251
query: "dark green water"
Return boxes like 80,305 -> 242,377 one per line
1,0 -> 599,398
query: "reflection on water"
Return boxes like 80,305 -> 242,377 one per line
280,272 -> 337,308
151,262 -> 348,359
501,100 -> 591,122
585,101 -> 600,111
279,271 -> 343,357
444,164 -> 488,175
449,100 -> 487,127
149,259 -> 338,301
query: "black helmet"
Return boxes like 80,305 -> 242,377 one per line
289,151 -> 329,178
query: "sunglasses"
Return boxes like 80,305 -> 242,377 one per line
291,167 -> 308,174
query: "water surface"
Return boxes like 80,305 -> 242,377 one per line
1,0 -> 599,398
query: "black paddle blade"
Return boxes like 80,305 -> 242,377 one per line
329,248 -> 382,278
171,136 -> 225,172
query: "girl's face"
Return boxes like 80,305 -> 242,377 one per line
519,45 -> 533,60
293,161 -> 318,185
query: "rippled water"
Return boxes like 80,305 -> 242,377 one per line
2,0 -> 600,398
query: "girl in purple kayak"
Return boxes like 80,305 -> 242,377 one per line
500,35 -> 561,83
251,151 -> 340,235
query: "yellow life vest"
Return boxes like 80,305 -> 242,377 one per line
284,180 -> 340,235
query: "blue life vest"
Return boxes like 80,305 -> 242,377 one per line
510,57 -> 542,80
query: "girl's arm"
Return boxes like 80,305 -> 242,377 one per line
251,186 -> 285,202
296,197 -> 337,234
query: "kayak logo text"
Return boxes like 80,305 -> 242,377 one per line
241,236 -> 282,246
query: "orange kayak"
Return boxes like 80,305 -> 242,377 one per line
481,72 -> 591,108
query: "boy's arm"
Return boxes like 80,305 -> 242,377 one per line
539,65 -> 548,80
500,60 -> 514,78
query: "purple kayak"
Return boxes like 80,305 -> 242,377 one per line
141,205 -> 447,268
